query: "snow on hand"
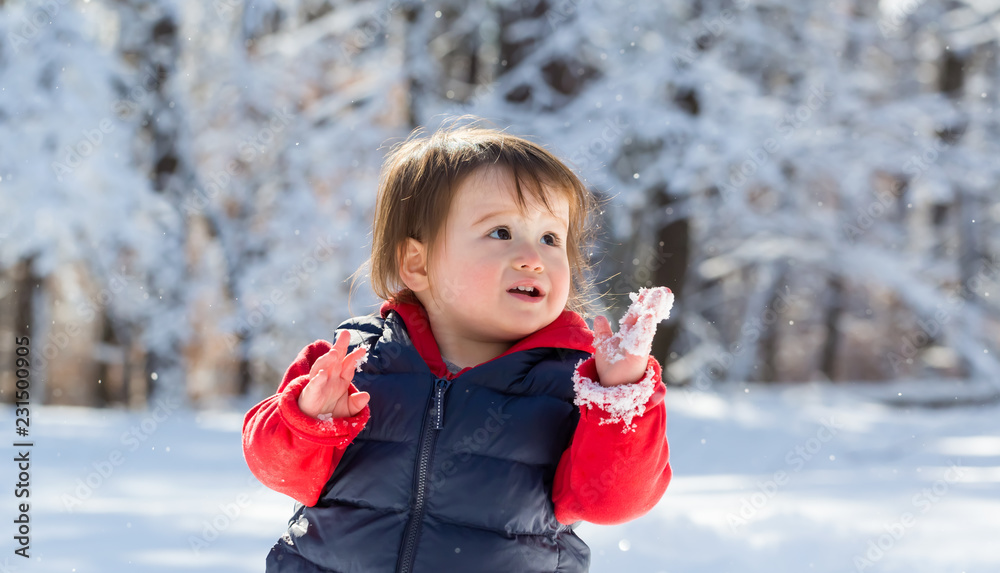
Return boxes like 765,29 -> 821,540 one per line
572,287 -> 674,432
573,361 -> 658,433
603,286 -> 674,363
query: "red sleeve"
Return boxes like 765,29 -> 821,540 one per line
242,339 -> 371,507
551,356 -> 671,525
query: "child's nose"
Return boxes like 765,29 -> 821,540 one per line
513,243 -> 544,272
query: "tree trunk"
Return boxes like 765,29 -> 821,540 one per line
650,192 -> 690,379
94,310 -> 114,407
403,4 -> 427,128
726,261 -> 788,384
4,258 -> 42,404
818,274 -> 844,381
757,269 -> 789,382
13,258 -> 40,353
115,0 -> 193,404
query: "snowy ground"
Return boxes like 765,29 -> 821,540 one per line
3,381 -> 999,572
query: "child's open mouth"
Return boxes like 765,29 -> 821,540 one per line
507,285 -> 543,299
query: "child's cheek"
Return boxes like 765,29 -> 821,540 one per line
442,261 -> 493,306
456,254 -> 492,286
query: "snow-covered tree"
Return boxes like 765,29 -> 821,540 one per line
2,0 -> 998,407
1,0 -> 185,405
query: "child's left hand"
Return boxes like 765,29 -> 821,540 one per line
593,287 -> 675,387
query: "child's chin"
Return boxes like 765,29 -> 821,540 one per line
495,315 -> 553,340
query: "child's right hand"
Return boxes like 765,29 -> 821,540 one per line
298,330 -> 371,419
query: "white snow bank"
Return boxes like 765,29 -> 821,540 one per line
6,381 -> 999,572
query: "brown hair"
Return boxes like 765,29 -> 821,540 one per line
366,120 -> 597,314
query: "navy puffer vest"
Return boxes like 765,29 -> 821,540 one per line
266,310 -> 591,573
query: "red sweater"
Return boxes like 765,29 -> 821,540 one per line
242,300 -> 671,525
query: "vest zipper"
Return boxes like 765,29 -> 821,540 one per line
433,377 -> 451,430
397,377 -> 451,573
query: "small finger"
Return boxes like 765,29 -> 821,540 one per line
308,368 -> 334,398
621,309 -> 638,330
310,349 -> 337,380
348,391 -> 370,416
593,314 -> 613,343
621,289 -> 649,327
340,345 -> 368,380
332,330 -> 351,358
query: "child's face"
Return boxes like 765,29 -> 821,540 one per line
423,166 -> 571,344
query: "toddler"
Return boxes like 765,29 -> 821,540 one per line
242,124 -> 674,572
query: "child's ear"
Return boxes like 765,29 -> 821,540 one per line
398,238 -> 429,293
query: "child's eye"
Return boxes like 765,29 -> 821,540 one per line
541,233 -> 561,247
488,227 -> 511,240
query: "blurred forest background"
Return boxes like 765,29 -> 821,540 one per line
1,0 -> 999,408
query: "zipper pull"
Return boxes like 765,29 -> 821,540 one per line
433,378 -> 452,430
